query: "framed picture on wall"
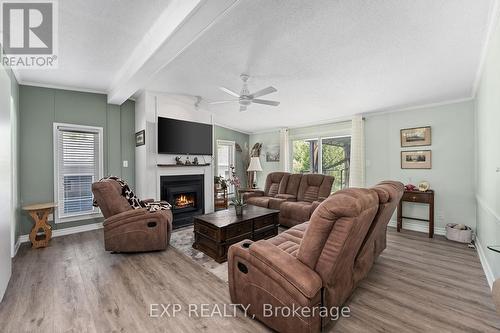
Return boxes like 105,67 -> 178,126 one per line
266,144 -> 280,162
135,130 -> 145,146
400,126 -> 431,147
401,150 -> 432,169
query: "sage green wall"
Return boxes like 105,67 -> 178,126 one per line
249,131 -> 281,189
214,125 -> 249,187
365,101 -> 475,233
19,86 -> 135,235
475,17 -> 500,281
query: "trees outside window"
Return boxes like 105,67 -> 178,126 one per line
292,136 -> 351,192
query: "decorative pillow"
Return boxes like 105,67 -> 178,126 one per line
143,201 -> 172,212
93,176 -> 172,212
92,175 -> 143,209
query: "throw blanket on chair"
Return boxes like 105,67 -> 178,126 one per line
93,176 -> 171,211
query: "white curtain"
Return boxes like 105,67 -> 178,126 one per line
279,128 -> 290,172
349,115 -> 365,187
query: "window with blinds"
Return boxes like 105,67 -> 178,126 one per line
54,124 -> 103,222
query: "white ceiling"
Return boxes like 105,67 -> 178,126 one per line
145,0 -> 494,132
15,0 -> 173,92
14,0 -> 495,133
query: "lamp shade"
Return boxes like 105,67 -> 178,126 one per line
247,157 -> 263,172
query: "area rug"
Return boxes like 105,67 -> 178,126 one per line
170,226 -> 229,282
170,225 -> 286,283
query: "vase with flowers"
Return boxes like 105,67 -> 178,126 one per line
229,165 -> 244,216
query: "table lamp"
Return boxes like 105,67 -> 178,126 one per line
247,157 -> 263,188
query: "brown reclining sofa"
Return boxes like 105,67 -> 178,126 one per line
245,172 -> 334,227
228,181 -> 404,332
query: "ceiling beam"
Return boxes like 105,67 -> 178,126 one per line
107,0 -> 240,105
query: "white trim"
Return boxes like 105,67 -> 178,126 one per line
472,0 -> 500,97
476,237 -> 495,289
17,222 -> 104,246
53,123 -> 104,223
18,81 -> 107,95
12,238 -> 20,258
213,122 -> 251,135
476,195 -> 500,224
388,219 -> 446,236
363,97 -> 475,118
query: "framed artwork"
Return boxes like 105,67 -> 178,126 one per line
265,144 -> 280,162
401,150 -> 432,169
400,126 -> 431,147
135,130 -> 145,147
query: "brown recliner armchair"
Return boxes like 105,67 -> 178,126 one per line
244,172 -> 290,208
92,178 -> 172,252
279,174 -> 334,227
353,181 -> 404,285
228,187 -> 379,333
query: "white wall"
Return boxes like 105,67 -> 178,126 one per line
365,101 -> 476,233
474,11 -> 500,286
0,59 -> 18,300
135,92 -> 214,212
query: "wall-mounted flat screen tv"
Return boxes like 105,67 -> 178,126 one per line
157,117 -> 213,155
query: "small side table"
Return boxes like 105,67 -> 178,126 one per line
23,202 -> 57,248
397,190 -> 434,238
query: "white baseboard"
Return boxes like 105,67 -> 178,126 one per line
12,238 -> 21,258
476,237 -> 495,289
17,222 -> 103,247
388,219 -> 446,236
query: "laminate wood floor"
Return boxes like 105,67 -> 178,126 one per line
0,227 -> 498,333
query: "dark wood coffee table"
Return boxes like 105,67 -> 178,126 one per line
193,205 -> 279,263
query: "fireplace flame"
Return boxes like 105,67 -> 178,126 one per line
175,194 -> 195,208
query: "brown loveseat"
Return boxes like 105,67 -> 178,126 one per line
92,178 -> 173,252
244,172 -> 289,208
278,174 -> 334,227
228,181 -> 403,333
245,172 -> 334,227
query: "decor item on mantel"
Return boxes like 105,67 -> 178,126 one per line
135,130 -> 145,146
400,126 -> 431,147
401,150 -> 432,169
247,156 -> 263,188
229,166 -> 244,216
175,156 -> 183,165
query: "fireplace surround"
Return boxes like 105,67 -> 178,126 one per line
160,174 -> 204,228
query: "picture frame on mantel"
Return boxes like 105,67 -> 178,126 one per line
135,130 -> 145,146
401,150 -> 432,169
400,126 -> 431,147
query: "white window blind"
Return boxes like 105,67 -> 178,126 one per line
54,124 -> 103,221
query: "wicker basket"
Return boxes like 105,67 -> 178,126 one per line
445,223 -> 472,243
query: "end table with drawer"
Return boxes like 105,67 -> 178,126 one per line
397,190 -> 435,238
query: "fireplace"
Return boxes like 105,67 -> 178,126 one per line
160,174 -> 204,228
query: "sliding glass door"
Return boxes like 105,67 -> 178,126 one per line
321,136 -> 351,191
291,136 -> 351,193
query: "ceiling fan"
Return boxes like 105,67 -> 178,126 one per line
209,74 -> 280,111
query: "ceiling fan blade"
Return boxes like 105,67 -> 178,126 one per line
219,87 -> 240,98
208,100 -> 238,105
250,86 -> 277,98
252,99 -> 280,106
239,105 -> 247,112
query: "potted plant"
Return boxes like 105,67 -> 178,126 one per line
228,166 -> 244,216
214,176 -> 228,190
